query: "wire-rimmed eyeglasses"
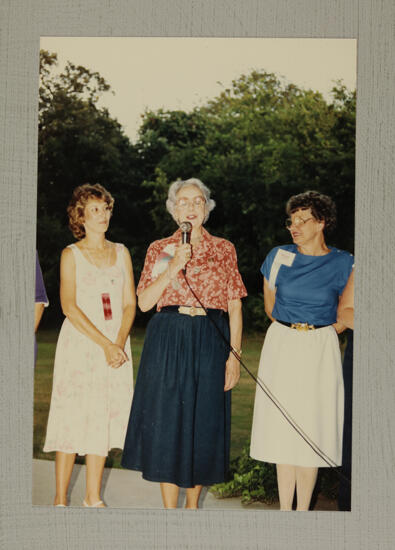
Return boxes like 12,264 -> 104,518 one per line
176,197 -> 206,208
285,216 -> 314,229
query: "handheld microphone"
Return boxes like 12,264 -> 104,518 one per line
179,221 -> 192,273
180,221 -> 192,244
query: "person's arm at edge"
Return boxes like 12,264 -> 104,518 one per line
34,303 -> 45,332
35,252 -> 48,332
337,269 -> 354,330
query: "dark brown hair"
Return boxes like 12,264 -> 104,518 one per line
67,183 -> 114,239
286,190 -> 337,234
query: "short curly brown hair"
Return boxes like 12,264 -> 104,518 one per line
67,183 -> 114,239
286,190 -> 337,234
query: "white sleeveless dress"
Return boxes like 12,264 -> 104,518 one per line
44,243 -> 134,456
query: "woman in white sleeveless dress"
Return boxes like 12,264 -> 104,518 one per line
44,184 -> 135,507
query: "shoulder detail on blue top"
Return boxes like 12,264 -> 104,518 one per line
330,247 -> 353,257
329,247 -> 354,266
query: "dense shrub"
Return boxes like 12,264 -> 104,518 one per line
210,440 -> 278,504
211,439 -> 341,505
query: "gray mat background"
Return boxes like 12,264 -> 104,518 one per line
1,1 -> 394,548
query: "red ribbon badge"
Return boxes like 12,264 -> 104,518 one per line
101,293 -> 113,320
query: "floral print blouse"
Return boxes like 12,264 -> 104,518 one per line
137,228 -> 247,311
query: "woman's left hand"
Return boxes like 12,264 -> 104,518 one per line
111,339 -> 129,368
332,321 -> 347,334
224,352 -> 240,391
110,352 -> 128,369
104,342 -> 128,369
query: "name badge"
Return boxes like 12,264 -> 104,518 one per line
268,249 -> 296,290
101,293 -> 113,320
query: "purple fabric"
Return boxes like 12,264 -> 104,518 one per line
35,251 -> 48,364
35,251 -> 48,304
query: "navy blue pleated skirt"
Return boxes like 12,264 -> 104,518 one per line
121,307 -> 231,488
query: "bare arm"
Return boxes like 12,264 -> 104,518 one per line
337,269 -> 354,330
60,247 -> 127,366
114,246 -> 137,352
34,303 -> 45,332
138,243 -> 191,312
224,298 -> 243,391
263,277 -> 276,322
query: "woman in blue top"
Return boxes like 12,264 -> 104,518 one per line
250,191 -> 354,511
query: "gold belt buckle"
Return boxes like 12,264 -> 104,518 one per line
291,322 -> 313,331
178,305 -> 205,316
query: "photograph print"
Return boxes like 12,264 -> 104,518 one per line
33,37 -> 356,511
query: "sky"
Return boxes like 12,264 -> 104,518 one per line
40,37 -> 357,142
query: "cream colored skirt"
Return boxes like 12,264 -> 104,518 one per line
250,321 -> 344,467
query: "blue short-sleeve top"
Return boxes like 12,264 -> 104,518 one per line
261,244 -> 354,325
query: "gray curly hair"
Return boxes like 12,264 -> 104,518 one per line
166,178 -> 216,224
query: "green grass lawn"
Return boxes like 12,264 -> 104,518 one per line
34,327 -> 263,468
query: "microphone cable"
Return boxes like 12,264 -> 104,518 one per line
181,269 -> 351,486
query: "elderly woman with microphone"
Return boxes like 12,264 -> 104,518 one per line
122,178 -> 247,509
